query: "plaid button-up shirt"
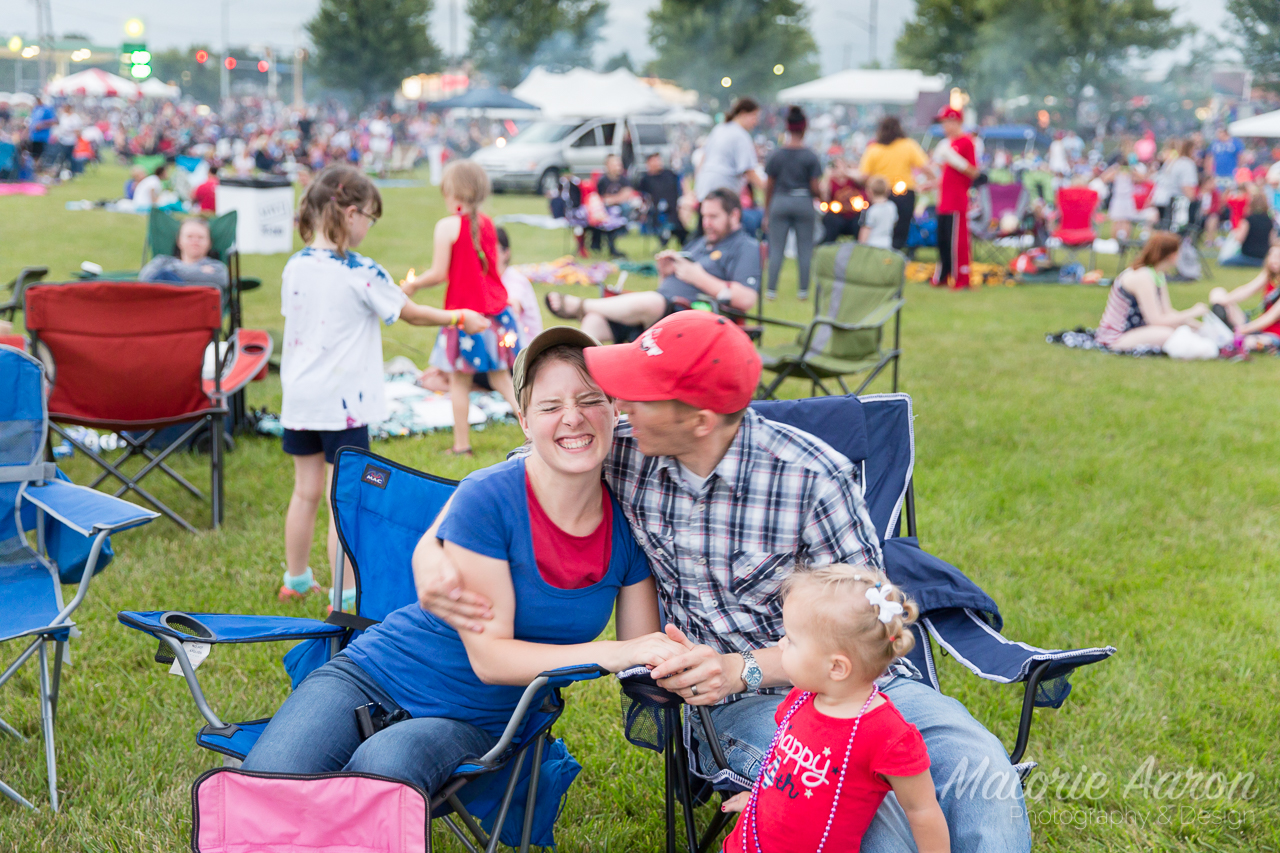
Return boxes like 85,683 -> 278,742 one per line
603,409 -> 885,678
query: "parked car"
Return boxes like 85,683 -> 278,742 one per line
471,116 -> 670,194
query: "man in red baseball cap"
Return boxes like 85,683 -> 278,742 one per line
412,307 -> 1031,852
931,105 -> 980,290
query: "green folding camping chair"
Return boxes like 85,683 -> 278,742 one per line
755,242 -> 904,399
141,208 -> 261,335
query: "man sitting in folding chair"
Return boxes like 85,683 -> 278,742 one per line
418,312 -> 1032,852
241,330 -> 677,796
544,189 -> 760,343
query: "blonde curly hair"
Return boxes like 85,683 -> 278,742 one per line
783,563 -> 919,680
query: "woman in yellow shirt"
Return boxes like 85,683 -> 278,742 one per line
857,116 -> 935,250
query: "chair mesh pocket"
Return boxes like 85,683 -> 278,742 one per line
617,666 -> 681,753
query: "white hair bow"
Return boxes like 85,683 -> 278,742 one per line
865,586 -> 904,624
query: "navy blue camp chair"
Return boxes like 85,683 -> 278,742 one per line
118,447 -> 605,852
1,345 -> 158,811
621,392 -> 1116,853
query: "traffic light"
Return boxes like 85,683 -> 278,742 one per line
224,57 -> 236,70
123,42 -> 151,79
257,60 -> 269,73
196,49 -> 208,64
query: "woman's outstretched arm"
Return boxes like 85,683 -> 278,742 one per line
448,541 -> 684,685
1129,268 -> 1205,328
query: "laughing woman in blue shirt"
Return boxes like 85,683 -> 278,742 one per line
242,328 -> 680,793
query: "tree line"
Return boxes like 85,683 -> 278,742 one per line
141,0 -> 1280,111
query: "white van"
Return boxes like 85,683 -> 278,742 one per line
470,116 -> 670,194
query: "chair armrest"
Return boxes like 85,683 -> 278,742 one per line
118,611 -> 347,734
118,610 -> 345,645
22,478 -> 160,536
478,664 -> 609,765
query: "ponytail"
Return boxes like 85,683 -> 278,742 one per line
469,212 -> 488,275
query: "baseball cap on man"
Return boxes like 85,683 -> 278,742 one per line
584,311 -> 762,414
513,325 -> 601,401
935,105 -> 964,123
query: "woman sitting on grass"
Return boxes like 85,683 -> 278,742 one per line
243,328 -> 682,795
1210,245 -> 1280,351
1095,231 -> 1207,351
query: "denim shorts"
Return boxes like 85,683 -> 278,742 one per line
281,425 -> 370,464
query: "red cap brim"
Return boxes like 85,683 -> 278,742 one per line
584,344 -> 673,403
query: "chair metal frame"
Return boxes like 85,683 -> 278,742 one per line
119,448 -> 603,852
751,252 -> 904,399
625,395 -> 1107,853
1,344 -> 158,811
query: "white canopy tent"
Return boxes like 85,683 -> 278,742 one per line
45,68 -> 141,99
778,69 -> 947,105
139,77 -> 181,99
514,67 -> 670,117
1229,110 -> 1280,138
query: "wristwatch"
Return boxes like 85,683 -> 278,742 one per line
740,649 -> 763,692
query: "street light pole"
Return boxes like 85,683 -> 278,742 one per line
220,0 -> 230,101
869,0 -> 877,66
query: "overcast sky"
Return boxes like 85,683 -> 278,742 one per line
0,0 -> 1229,78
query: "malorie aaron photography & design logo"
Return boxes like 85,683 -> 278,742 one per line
937,755 -> 1257,832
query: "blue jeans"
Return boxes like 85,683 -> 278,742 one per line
1220,252 -> 1264,267
694,676 -> 1031,853
242,655 -> 496,794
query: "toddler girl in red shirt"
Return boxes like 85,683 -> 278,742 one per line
722,565 -> 949,853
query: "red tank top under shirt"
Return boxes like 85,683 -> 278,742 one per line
446,212 -> 510,316
526,474 -> 612,590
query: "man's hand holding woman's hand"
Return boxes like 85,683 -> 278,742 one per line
609,632 -> 689,672
650,624 -> 745,705
418,553 -> 493,634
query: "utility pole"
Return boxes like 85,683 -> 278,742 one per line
293,46 -> 305,107
220,0 -> 230,101
266,46 -> 278,99
449,0 -> 458,62
33,0 -> 52,90
869,0 -> 877,66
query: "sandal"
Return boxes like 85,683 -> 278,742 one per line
444,446 -> 474,457
544,291 -> 585,321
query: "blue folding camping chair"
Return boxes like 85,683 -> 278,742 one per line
620,393 -> 1117,853
118,446 -> 605,852
1,345 -> 158,811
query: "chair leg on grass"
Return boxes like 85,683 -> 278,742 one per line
49,640 -> 64,723
38,642 -> 58,812
698,807 -> 735,853
0,777 -> 35,809
518,735 -> 547,853
211,413 -> 224,528
51,424 -> 200,533
445,794 -> 491,850
441,815 -> 485,853
485,749 -> 527,853
671,726 -> 700,853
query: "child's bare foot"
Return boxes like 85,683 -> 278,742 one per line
545,291 -> 585,320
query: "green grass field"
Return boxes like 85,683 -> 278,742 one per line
1,164 -> 1277,851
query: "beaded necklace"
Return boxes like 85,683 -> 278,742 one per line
744,686 -> 880,853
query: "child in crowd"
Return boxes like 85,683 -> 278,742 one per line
859,176 -> 898,250
496,226 -> 543,348
280,164 -> 488,609
404,160 -> 521,455
722,564 -> 949,853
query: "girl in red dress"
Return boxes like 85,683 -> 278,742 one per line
722,565 -> 949,853
404,160 -> 521,454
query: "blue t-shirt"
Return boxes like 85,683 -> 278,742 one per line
1211,138 -> 1244,178
343,458 -> 651,736
29,105 -> 55,143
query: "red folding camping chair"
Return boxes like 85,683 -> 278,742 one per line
1053,187 -> 1099,271
23,281 -> 272,532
